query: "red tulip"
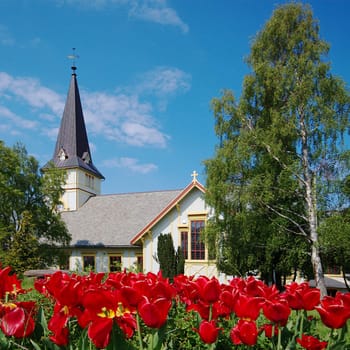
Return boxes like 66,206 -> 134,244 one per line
195,276 -> 221,304
230,319 -> 258,346
37,272 -> 88,346
87,317 -> 113,349
173,274 -> 198,305
339,292 -> 350,308
297,334 -> 328,350
260,323 -> 278,338
233,294 -> 264,320
0,267 -> 23,299
150,280 -> 176,300
120,286 -> 143,307
218,289 -> 238,317
78,288 -> 136,348
220,289 -> 238,309
0,302 -> 35,338
138,296 -> 171,328
315,295 -> 350,329
48,309 -> 70,346
187,300 -> 211,320
260,284 -> 280,301
245,276 -> 267,297
49,326 -> 69,347
263,299 -> 291,326
198,320 -> 220,344
284,282 -> 320,310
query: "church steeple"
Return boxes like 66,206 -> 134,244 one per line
44,63 -> 104,211
52,67 -> 104,180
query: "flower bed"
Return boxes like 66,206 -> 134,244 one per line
0,266 -> 350,349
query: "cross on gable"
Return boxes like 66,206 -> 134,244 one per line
191,170 -> 198,183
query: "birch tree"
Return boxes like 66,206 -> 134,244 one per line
205,3 -> 349,297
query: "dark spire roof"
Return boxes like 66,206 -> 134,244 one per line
44,68 -> 104,179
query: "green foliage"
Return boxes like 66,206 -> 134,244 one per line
164,303 -> 207,349
5,211 -> 41,274
157,233 -> 177,280
0,141 -> 71,272
157,233 -> 184,280
319,213 -> 350,277
204,3 -> 350,289
175,246 -> 185,275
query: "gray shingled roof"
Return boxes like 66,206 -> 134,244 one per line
62,189 -> 182,247
309,276 -> 350,290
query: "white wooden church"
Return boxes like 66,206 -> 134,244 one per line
44,65 -> 218,278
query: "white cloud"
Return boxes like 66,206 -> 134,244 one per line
82,91 -> 169,147
0,72 -> 64,115
0,72 -> 13,90
136,66 -> 191,96
0,71 -> 172,148
128,0 -> 189,33
41,127 -> 59,140
55,0 -> 188,33
0,105 -> 38,130
0,64 -> 191,156
10,78 -> 64,114
89,142 -> 97,153
102,157 -> 157,173
120,121 -> 168,146
39,113 -> 57,122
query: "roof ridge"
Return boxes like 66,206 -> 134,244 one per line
89,188 -> 183,197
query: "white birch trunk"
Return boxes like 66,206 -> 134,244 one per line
300,113 -> 328,298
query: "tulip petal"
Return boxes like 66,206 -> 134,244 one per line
88,317 -> 113,349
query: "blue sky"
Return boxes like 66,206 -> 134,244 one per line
0,0 -> 349,195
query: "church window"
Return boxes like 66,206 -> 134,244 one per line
83,255 -> 95,271
109,255 -> 122,272
180,218 -> 207,261
82,151 -> 91,164
85,173 -> 94,189
137,255 -> 143,272
58,147 -> 67,161
191,220 -> 205,260
181,231 -> 188,259
324,265 -> 341,275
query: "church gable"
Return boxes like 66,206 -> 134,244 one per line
137,184 -> 215,275
131,180 -> 206,245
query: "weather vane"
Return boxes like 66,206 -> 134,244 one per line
67,47 -> 79,72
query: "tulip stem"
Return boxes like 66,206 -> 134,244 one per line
207,343 -> 215,350
338,323 -> 347,341
8,341 -> 29,350
277,326 -> 282,350
136,313 -> 144,350
298,311 -> 304,339
326,329 -> 335,350
209,304 -> 213,322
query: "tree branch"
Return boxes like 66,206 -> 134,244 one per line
242,113 -> 307,187
262,201 -> 309,238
